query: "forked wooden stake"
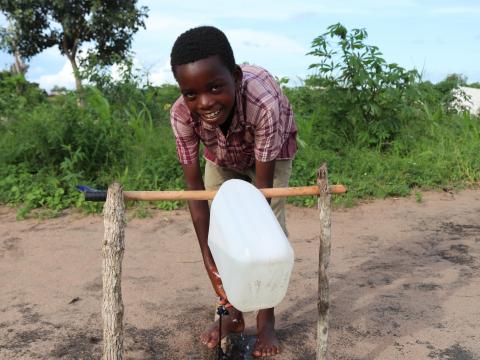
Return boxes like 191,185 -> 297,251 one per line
316,164 -> 331,360
102,183 -> 125,360
101,176 -> 342,359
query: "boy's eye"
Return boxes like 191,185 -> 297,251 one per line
211,85 -> 221,93
183,92 -> 196,100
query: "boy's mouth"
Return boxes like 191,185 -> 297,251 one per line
201,109 -> 222,123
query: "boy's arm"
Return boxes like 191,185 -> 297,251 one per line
255,159 -> 276,204
181,161 -> 227,300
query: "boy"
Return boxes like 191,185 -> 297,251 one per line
169,26 -> 297,357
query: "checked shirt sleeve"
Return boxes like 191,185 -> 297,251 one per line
254,106 -> 282,163
170,100 -> 199,165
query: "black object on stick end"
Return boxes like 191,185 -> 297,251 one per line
76,185 -> 107,202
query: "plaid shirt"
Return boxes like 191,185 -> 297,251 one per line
170,65 -> 297,171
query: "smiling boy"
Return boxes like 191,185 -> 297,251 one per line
169,26 -> 297,357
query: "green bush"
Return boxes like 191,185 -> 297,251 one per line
0,71 -> 46,115
306,23 -> 420,148
0,81 -> 183,216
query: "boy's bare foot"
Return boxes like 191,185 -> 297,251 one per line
200,307 -> 245,349
253,308 -> 280,357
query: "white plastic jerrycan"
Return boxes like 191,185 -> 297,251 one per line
208,179 -> 294,312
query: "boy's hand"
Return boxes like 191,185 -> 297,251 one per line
206,261 -> 228,300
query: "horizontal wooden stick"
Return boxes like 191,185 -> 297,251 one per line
123,184 -> 346,201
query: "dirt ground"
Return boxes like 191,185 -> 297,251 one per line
1,189 -> 479,360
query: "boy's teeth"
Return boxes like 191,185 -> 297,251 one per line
204,110 -> 220,119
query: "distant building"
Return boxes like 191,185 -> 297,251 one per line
48,88 -> 69,97
455,87 -> 480,115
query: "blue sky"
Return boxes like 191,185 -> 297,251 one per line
1,0 -> 479,91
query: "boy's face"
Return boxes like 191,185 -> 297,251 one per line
175,55 -> 242,127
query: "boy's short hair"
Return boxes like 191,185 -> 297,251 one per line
170,26 -> 236,76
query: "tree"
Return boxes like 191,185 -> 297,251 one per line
0,18 -> 29,75
307,23 -> 420,147
0,0 -> 148,103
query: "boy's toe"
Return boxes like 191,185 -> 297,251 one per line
200,333 -> 208,345
207,333 -> 219,348
253,343 -> 279,357
200,329 -> 218,348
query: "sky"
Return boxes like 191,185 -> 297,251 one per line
0,0 -> 479,91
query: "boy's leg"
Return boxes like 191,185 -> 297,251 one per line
253,307 -> 279,357
247,159 -> 293,236
247,159 -> 292,357
204,159 -> 250,191
270,159 -> 293,236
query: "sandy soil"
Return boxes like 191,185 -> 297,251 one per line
1,189 -> 479,359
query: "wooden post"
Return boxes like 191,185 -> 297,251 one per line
102,183 -> 125,360
316,164 -> 331,360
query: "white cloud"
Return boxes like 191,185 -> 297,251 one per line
147,59 -> 176,85
227,29 -> 306,55
36,61 -> 75,91
107,57 -> 176,85
32,53 -> 176,91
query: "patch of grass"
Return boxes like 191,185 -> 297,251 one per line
415,191 -> 423,203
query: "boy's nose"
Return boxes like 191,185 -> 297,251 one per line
198,94 -> 214,110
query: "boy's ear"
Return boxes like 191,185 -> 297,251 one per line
234,65 -> 243,86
